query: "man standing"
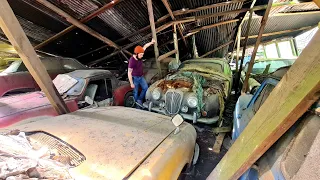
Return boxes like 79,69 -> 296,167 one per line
128,39 -> 155,108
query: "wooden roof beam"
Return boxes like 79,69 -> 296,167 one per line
34,0 -> 123,50
240,25 -> 317,39
36,0 -> 132,56
88,21 -> 174,66
161,0 -> 188,48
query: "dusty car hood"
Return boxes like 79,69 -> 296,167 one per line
3,107 -> 176,180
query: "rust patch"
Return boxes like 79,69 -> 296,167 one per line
157,80 -> 192,92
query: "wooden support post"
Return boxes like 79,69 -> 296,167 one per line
207,30 -> 320,180
192,35 -> 199,58
200,41 -> 233,58
34,0 -> 122,50
235,11 -> 253,94
158,50 -> 177,62
36,0 -> 132,57
242,0 -> 273,93
236,26 -> 241,72
146,0 -> 162,77
173,24 -> 179,64
0,0 -> 69,114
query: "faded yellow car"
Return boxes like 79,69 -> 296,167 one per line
1,107 -> 197,180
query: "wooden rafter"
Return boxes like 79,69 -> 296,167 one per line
88,22 -> 175,66
242,0 -> 273,93
161,0 -> 188,48
34,0 -> 123,50
146,0 -> 161,77
36,0 -> 132,56
240,25 -> 317,40
77,1 -> 317,60
158,49 -> 177,61
235,10 -> 253,93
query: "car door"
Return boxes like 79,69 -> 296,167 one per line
234,80 -> 277,139
85,78 -> 113,106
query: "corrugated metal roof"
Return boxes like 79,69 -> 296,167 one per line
0,15 -> 55,43
2,0 -> 320,67
241,12 -> 320,46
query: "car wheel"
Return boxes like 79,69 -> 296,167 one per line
124,92 -> 135,107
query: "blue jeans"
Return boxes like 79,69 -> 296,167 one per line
133,76 -> 148,103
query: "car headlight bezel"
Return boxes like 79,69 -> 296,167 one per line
187,95 -> 198,108
151,88 -> 162,100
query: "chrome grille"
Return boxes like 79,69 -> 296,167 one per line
165,90 -> 183,115
25,131 -> 86,167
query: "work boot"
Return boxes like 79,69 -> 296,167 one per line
136,100 -> 143,109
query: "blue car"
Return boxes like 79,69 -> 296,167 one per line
232,67 -> 320,180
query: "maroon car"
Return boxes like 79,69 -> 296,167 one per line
0,57 -> 87,97
0,69 -> 133,128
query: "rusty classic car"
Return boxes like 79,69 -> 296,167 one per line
0,107 -> 198,180
0,69 -> 133,128
143,59 -> 232,124
0,57 -> 87,97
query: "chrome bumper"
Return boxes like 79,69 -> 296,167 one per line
143,102 -> 219,124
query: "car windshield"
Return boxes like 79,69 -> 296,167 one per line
2,60 -> 24,73
246,59 -> 295,75
53,74 -> 86,96
2,58 -> 86,73
179,61 -> 223,74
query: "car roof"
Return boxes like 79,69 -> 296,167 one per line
66,69 -> 113,79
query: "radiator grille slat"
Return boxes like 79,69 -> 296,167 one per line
26,131 -> 86,167
165,90 -> 183,115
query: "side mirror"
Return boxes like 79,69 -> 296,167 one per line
85,96 -> 94,105
171,114 -> 184,134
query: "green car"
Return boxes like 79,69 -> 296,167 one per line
144,58 -> 232,124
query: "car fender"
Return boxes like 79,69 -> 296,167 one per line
130,122 -> 197,179
232,94 -> 253,140
113,84 -> 133,106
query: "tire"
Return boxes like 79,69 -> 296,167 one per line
124,91 -> 135,107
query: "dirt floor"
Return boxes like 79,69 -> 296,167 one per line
184,93 -> 237,180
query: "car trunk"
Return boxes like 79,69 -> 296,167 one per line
2,107 -> 176,179
0,92 -> 78,127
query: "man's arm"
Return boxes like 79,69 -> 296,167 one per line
128,68 -> 134,88
143,39 -> 156,50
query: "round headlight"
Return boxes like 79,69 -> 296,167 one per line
152,88 -> 162,100
187,96 -> 198,108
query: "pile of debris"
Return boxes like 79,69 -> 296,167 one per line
0,130 -> 73,180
